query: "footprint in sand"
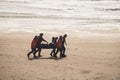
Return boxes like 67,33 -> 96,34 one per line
81,70 -> 91,74
0,53 -> 3,56
88,76 -> 106,80
74,48 -> 78,50
67,48 -> 70,49
94,76 -> 105,80
86,73 -> 106,80
115,73 -> 120,80
95,73 -> 106,80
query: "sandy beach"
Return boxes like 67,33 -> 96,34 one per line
0,31 -> 120,80
0,0 -> 120,80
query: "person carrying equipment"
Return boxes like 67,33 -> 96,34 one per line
50,37 -> 58,56
61,34 -> 67,57
37,33 -> 48,57
54,36 -> 63,58
27,36 -> 38,58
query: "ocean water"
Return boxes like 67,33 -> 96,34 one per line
0,0 -> 120,33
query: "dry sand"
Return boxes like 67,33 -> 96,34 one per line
0,31 -> 120,80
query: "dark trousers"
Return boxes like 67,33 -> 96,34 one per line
27,48 -> 37,58
37,44 -> 42,57
54,48 -> 62,57
62,46 -> 66,56
50,47 -> 56,56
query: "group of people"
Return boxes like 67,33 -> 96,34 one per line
27,33 -> 67,59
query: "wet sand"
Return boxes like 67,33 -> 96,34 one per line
0,31 -> 120,80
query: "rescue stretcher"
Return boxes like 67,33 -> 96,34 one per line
40,43 -> 55,49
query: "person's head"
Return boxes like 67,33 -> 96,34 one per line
52,37 -> 55,39
34,35 -> 38,39
39,33 -> 43,37
64,34 -> 67,38
59,36 -> 62,40
52,37 -> 55,41
55,37 -> 58,40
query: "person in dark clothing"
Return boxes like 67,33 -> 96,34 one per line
37,33 -> 48,57
27,36 -> 38,59
62,34 -> 67,57
50,37 -> 55,45
50,37 -> 58,56
54,36 -> 63,58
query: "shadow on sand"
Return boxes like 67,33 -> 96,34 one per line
28,56 -> 67,61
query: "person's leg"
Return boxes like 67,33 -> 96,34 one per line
33,48 -> 37,58
37,44 -> 42,57
38,48 -> 42,57
54,48 -> 59,57
53,48 -> 56,56
50,47 -> 56,56
34,46 -> 38,57
50,49 -> 54,56
27,49 -> 33,58
60,48 -> 63,58
62,46 -> 66,57
60,51 -> 62,58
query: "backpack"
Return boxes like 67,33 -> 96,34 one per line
56,40 -> 62,48
31,38 -> 38,49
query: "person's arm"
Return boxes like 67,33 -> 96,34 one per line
65,39 -> 67,46
42,38 -> 48,44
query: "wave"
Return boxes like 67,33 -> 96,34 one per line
21,5 -> 65,12
0,0 -> 30,3
106,8 -> 120,11
0,0 -> 120,33
0,12 -> 120,23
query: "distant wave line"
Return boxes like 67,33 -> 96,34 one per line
0,0 -> 31,3
21,5 -> 66,12
106,8 -> 120,11
0,12 -> 120,23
